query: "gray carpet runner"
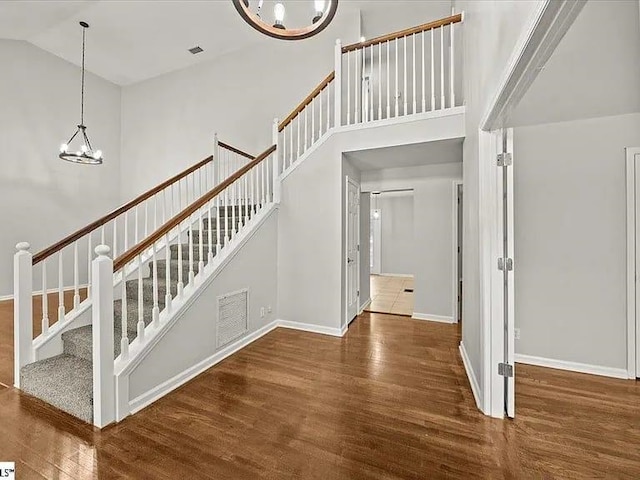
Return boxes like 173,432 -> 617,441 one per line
20,207 -> 251,424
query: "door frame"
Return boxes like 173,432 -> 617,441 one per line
625,147 -> 640,379
452,180 -> 463,324
371,194 -> 382,275
345,176 -> 361,327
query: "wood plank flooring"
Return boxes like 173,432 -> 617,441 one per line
0,311 -> 638,479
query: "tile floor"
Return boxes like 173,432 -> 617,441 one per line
366,275 -> 414,316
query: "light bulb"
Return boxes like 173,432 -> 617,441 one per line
81,145 -> 88,153
60,143 -> 68,153
314,0 -> 325,13
274,3 -> 285,23
93,150 -> 102,159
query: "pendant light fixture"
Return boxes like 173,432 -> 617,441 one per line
59,21 -> 103,165
233,0 -> 338,41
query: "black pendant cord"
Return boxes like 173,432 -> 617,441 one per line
80,24 -> 86,127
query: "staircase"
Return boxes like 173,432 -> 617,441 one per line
19,211 -> 242,423
12,14 -> 464,427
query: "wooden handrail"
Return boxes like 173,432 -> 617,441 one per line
113,144 -> 277,272
278,71 -> 335,132
32,156 -> 215,265
218,141 -> 255,160
341,13 -> 463,53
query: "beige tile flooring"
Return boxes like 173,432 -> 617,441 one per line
366,275 -> 414,316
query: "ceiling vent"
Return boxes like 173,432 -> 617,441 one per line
188,46 -> 204,55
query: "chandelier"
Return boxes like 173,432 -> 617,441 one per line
232,0 -> 339,40
59,21 -> 103,165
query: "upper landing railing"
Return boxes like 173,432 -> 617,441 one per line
274,13 -> 463,174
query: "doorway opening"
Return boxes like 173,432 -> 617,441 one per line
365,190 -> 415,316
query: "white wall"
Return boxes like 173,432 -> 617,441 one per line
129,208 -> 278,400
514,113 -> 640,371
0,40 -> 122,297
120,11 -> 360,201
378,194 -> 414,276
454,0 -> 544,410
413,181 -> 456,319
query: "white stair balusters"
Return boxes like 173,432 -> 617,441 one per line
41,259 -> 49,336
58,251 -> 65,323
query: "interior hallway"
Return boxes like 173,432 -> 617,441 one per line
0,311 -> 639,478
366,274 -> 414,316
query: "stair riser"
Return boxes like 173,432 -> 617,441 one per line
149,260 -> 201,279
124,279 -> 179,302
169,245 -> 213,262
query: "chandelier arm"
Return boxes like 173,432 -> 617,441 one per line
66,128 -> 81,146
82,129 -> 93,152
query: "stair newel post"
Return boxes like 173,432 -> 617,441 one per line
272,118 -> 281,204
13,242 -> 33,388
92,245 -> 115,428
334,39 -> 343,127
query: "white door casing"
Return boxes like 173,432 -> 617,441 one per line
347,178 -> 361,324
495,128 -> 515,418
625,148 -> 640,379
371,207 -> 381,275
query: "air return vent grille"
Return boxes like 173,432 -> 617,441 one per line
217,289 -> 248,347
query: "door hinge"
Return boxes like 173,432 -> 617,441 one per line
357,290 -> 360,296
497,257 -> 513,271
357,245 -> 360,251
498,362 -> 513,377
497,153 -> 512,167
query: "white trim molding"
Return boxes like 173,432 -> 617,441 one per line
625,147 -> 640,379
515,354 -> 629,380
459,342 -> 484,413
278,320 -> 346,338
451,180 -> 463,324
412,313 -> 455,324
358,298 -> 371,315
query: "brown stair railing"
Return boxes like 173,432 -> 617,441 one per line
110,143 -> 277,360
26,140 -> 254,339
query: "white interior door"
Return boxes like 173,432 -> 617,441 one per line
496,128 -> 515,418
347,178 -> 361,323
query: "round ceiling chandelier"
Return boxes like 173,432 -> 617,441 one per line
59,21 -> 103,165
232,0 -> 339,40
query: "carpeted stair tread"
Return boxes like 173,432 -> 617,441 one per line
20,354 -> 93,424
150,259 -> 203,278
169,244 -> 214,262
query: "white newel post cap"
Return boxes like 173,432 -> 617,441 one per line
95,245 -> 111,257
15,242 -> 30,252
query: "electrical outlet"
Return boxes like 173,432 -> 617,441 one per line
514,328 -> 521,340
260,307 -> 265,318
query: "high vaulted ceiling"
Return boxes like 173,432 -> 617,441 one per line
0,0 -> 453,86
509,0 -> 640,127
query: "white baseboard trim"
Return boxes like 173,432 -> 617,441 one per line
358,298 -> 371,314
379,273 -> 414,278
412,313 -> 455,324
129,320 -> 280,414
459,342 -> 484,412
277,320 -> 346,338
515,354 -> 629,380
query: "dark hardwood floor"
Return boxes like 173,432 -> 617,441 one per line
0,311 -> 638,479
